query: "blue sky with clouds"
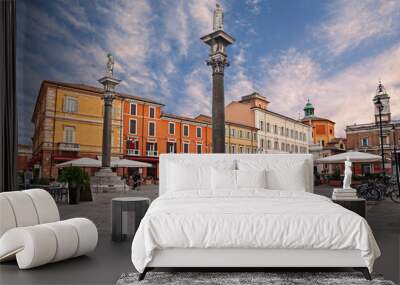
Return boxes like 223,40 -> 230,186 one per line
17,0 -> 400,144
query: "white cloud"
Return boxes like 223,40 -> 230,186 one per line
180,67 -> 211,117
245,0 -> 265,15
260,45 -> 400,137
315,0 -> 400,56
227,47 -> 256,101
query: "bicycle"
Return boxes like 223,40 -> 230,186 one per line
376,176 -> 400,203
356,179 -> 381,201
358,176 -> 400,203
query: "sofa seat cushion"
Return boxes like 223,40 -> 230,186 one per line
0,218 -> 98,269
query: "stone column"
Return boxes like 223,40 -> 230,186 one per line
201,4 -> 235,153
102,93 -> 114,167
208,54 -> 229,153
98,53 -> 121,168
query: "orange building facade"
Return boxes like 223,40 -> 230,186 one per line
122,101 -> 212,178
301,100 -> 335,146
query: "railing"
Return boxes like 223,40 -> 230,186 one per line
58,143 -> 80,152
127,149 -> 140,156
147,150 -> 158,157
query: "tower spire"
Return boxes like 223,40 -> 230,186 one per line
304,99 -> 314,117
373,80 -> 391,123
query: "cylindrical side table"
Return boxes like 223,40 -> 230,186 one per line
111,197 -> 150,242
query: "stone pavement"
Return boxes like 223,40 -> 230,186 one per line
59,185 -> 159,234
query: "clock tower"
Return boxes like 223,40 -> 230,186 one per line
373,81 -> 391,124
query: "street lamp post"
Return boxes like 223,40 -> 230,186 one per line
392,124 -> 400,192
374,97 -> 385,176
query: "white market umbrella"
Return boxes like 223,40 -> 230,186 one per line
316,151 -> 382,164
111,159 -> 152,168
56,157 -> 101,168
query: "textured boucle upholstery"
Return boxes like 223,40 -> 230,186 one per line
0,189 -> 98,269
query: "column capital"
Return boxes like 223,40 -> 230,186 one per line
103,92 -> 115,105
207,52 -> 229,75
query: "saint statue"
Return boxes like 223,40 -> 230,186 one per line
106,53 -> 114,76
342,157 -> 353,190
213,3 -> 224,31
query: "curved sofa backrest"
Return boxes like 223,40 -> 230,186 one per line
0,189 -> 60,237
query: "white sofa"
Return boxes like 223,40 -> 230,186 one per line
0,189 -> 98,269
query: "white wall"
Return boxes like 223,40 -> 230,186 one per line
254,109 -> 310,154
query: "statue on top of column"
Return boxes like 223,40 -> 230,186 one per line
213,3 -> 224,31
106,53 -> 114,77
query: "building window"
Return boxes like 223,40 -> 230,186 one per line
280,127 -> 284,136
362,164 -> 372,175
64,126 -> 75,143
267,140 -> 271,149
274,141 -> 279,150
266,123 -> 270,132
281,142 -> 285,151
196,127 -> 202,138
260,121 -> 264,131
231,145 -> 236,153
183,142 -> 189,153
285,128 -> 289,137
239,130 -> 243,138
253,132 -> 257,140
361,137 -> 369,146
148,122 -> 156,137
129,119 -> 136,134
197,144 -> 202,154
146,142 -> 157,156
167,142 -> 176,153
168,122 -> 175,135
239,146 -> 244,153
295,131 -> 298,140
130,103 -> 137,115
260,139 -> 265,149
295,145 -> 299,153
183,124 -> 189,137
64,96 -> 77,113
286,144 -> 290,152
127,140 -> 139,155
149,106 -> 155,118
274,125 -> 278,134
246,131 -> 250,139
231,128 -> 235,137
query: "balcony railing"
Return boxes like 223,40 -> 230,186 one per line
127,149 -> 140,156
147,150 -> 158,157
58,143 -> 80,152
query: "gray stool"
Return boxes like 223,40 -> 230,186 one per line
111,197 -> 150,242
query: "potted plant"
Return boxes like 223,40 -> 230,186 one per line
59,166 -> 89,204
328,169 -> 342,187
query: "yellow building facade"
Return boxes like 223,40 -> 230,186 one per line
195,115 -> 258,154
32,81 -> 124,178
225,121 -> 258,153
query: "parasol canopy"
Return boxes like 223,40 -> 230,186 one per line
56,157 -> 101,168
316,151 -> 382,164
111,159 -> 152,168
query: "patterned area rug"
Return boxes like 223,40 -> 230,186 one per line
116,272 -> 396,285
